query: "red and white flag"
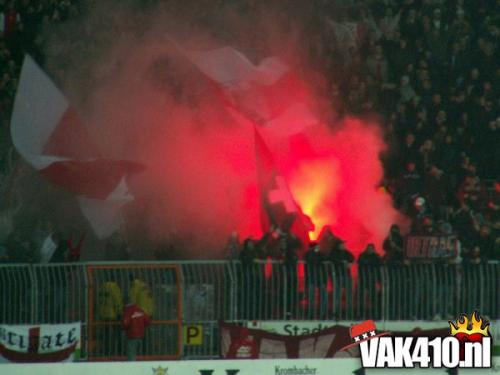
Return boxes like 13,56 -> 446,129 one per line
10,56 -> 144,238
254,127 -> 313,250
171,41 -> 318,136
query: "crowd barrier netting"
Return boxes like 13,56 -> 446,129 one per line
0,260 -> 498,360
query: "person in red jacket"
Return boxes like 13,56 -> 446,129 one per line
122,300 -> 150,361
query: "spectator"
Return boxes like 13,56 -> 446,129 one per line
358,243 -> 383,319
329,240 -> 354,317
282,237 -> 298,318
304,242 -> 328,318
122,297 -> 151,361
398,161 -> 422,208
239,238 -> 258,319
240,238 -> 258,266
329,240 -> 354,266
358,243 -> 383,268
383,224 -> 406,264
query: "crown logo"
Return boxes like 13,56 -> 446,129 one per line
449,311 -> 490,338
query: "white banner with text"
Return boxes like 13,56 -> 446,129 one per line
0,323 -> 81,363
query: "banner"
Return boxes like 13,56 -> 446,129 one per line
219,322 -> 450,359
405,235 -> 458,258
247,320 -> 451,336
0,323 -> 81,363
221,321 -> 448,359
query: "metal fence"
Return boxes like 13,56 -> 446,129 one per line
86,264 -> 181,361
0,261 -> 498,360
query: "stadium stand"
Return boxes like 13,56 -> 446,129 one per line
0,0 -> 498,361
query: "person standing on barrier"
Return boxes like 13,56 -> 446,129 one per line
329,240 -> 355,265
239,239 -> 258,319
282,236 -> 300,319
382,225 -> 410,319
122,297 -> 150,361
358,244 -> 383,319
383,225 -> 405,264
304,242 -> 328,319
329,240 -> 354,318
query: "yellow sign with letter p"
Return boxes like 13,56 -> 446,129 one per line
183,325 -> 203,345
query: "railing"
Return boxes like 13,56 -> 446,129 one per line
0,261 -> 498,360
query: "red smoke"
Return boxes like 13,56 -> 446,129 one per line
75,34 -> 405,258
257,118 -> 406,257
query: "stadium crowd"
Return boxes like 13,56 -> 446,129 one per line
313,0 -> 499,262
0,0 -> 498,265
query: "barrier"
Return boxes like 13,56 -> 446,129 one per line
0,261 -> 498,360
87,264 -> 182,361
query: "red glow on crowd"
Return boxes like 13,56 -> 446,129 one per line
260,119 -> 406,258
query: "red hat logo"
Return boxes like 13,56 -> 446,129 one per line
340,320 -> 390,351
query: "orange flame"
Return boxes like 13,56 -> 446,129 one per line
449,311 -> 490,337
290,160 -> 340,240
